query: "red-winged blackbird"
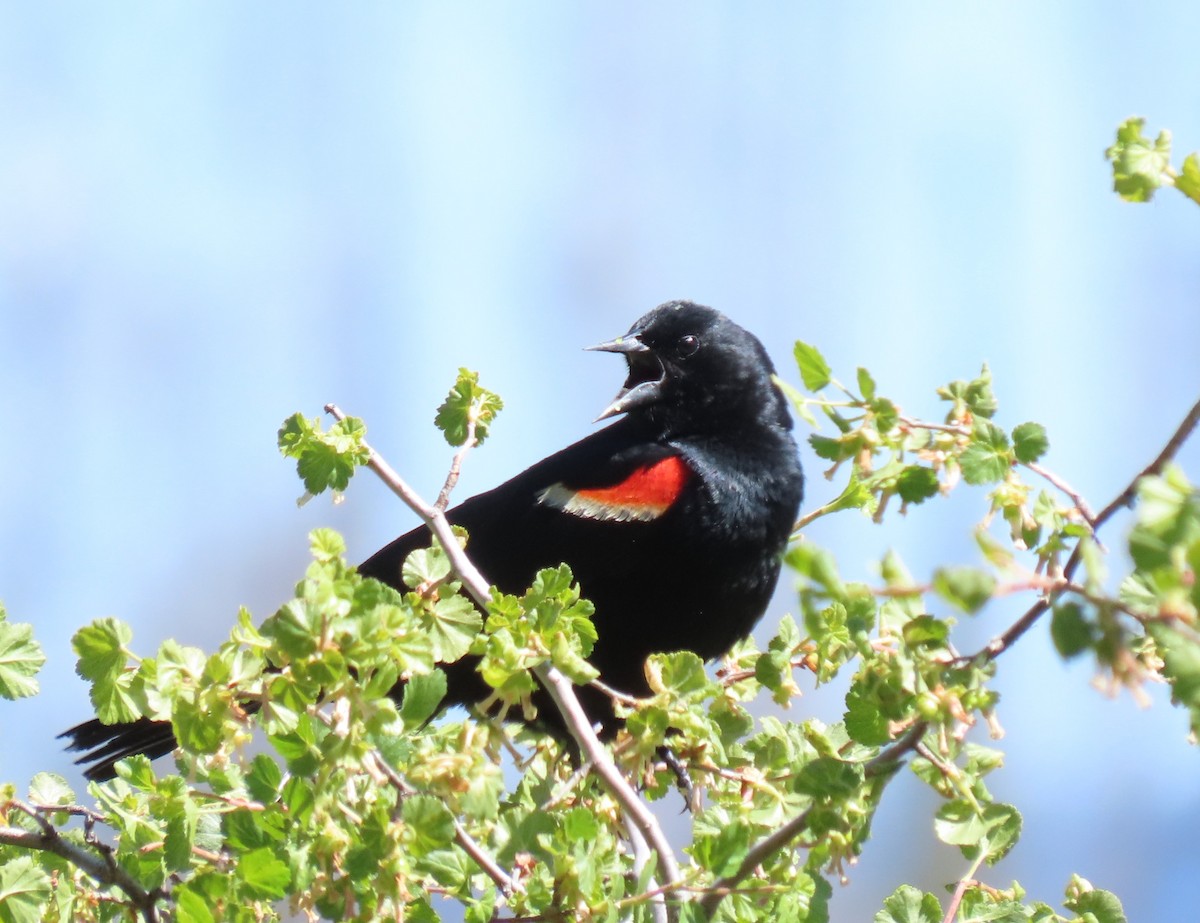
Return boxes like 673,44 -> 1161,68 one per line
62,300 -> 804,780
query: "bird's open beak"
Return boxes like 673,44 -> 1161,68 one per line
587,332 -> 666,421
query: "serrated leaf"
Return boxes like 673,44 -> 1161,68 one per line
692,821 -> 751,877
400,669 -> 448,729
934,800 -> 1021,863
308,528 -> 346,562
174,885 -> 216,923
72,618 -> 132,682
1012,421 -> 1049,464
902,615 -> 950,647
1051,602 -> 1093,659
0,857 -> 52,923
72,618 -> 140,723
874,884 -> 942,923
645,651 -> 709,697
27,773 -> 73,809
1147,622 -> 1200,721
0,611 -> 45,700
896,466 -> 939,505
1105,117 -> 1172,202
932,566 -> 996,614
240,846 -> 291,899
245,754 -> 285,804
966,364 -> 998,418
427,595 -> 483,663
1065,888 -> 1127,923
794,340 -> 832,391
856,367 -> 877,401
562,806 -> 600,843
959,421 -> 1012,485
402,795 -> 455,857
844,685 -> 890,746
277,412 -> 369,496
1175,151 -> 1200,205
435,368 -> 504,447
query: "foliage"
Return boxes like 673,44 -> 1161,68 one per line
1,124 -> 1197,921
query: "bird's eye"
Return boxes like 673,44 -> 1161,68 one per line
676,334 -> 700,358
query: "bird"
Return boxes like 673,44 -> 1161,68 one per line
62,300 -> 804,781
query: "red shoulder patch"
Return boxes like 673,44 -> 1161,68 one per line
537,455 -> 690,522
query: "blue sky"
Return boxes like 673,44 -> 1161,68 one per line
2,4 -> 1199,919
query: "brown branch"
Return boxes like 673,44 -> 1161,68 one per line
1022,461 -> 1097,528
971,395 -> 1200,662
363,749 -> 517,899
325,402 -> 681,923
1092,396 -> 1200,525
698,808 -> 813,918
436,416 -> 478,511
1,801 -> 163,922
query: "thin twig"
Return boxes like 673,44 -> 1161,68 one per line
1022,461 -> 1097,527
364,749 -> 518,898
898,415 -> 971,438
969,396 -> 1200,662
698,808 -> 812,918
325,402 -> 682,923
436,416 -> 478,511
1092,396 -> 1200,525
1,801 -> 163,922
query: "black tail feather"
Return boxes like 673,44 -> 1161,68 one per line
59,717 -> 178,782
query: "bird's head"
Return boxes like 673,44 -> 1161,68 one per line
588,300 -> 792,435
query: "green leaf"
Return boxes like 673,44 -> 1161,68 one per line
0,608 -> 45,700
402,795 -> 456,856
400,669 -> 448,729
645,651 -> 710,697
434,368 -> 504,447
1176,152 -> 1200,205
1105,117 -> 1173,202
1148,622 -> 1200,722
932,566 -> 996,614
0,857 -> 51,923
965,364 -> 998,418
240,846 -> 291,899
562,806 -> 600,843
902,615 -> 950,647
174,885 -> 216,923
691,821 -> 751,877
27,773 -> 73,810
72,618 -> 140,723
427,595 -> 483,663
896,466 -> 940,505
1064,881 -> 1127,923
934,800 -> 1022,863
856,367 -> 877,401
245,754 -> 285,804
874,884 -> 942,923
808,433 -> 853,462
71,617 -> 131,682
794,340 -> 832,391
959,420 -> 1012,485
844,685 -> 891,746
277,412 -> 370,496
1011,421 -> 1049,464
1050,602 -> 1093,659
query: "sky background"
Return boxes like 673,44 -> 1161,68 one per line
2,4 -> 1199,920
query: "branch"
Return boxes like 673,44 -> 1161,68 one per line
363,749 -> 517,899
436,416 -> 478,511
971,395 -> 1200,662
698,808 -> 813,919
325,403 -> 682,922
0,801 -> 163,922
1022,461 -> 1097,528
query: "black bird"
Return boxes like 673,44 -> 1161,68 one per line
63,300 -> 804,780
